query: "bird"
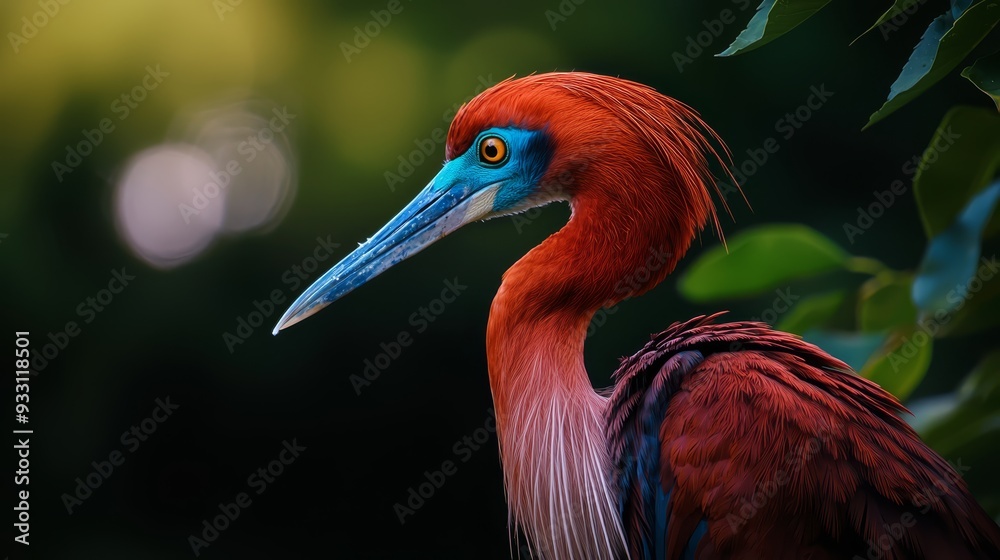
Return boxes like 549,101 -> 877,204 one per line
272,72 -> 1000,559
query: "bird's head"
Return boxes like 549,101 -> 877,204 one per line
274,72 -> 730,333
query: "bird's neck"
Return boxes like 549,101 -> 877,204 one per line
486,300 -> 624,559
485,196 -> 687,559
487,192 -> 691,411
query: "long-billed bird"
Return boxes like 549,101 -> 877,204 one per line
273,73 -> 1000,559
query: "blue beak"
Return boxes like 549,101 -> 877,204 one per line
272,163 -> 501,334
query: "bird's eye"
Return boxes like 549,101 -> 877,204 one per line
478,136 -> 507,165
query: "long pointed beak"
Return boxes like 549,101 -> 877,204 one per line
273,166 -> 498,334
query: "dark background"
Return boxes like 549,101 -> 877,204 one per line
2,0 -> 996,558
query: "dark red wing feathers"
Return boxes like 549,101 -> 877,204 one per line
607,314 -> 1000,559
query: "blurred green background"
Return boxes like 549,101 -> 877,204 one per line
2,0 -> 998,558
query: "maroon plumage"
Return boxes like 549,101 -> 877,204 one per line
607,313 -> 1000,559
278,72 -> 1000,559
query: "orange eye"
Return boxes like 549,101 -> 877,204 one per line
478,136 -> 507,165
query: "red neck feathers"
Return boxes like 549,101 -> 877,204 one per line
447,72 -> 731,379
449,73 -> 727,311
447,72 -> 730,559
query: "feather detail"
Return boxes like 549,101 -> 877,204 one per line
607,315 -> 1000,559
448,73 -> 1000,560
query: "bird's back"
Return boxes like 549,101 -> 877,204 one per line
606,313 -> 1000,560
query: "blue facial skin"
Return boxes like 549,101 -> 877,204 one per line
272,126 -> 553,333
435,126 -> 553,213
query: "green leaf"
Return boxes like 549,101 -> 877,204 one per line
865,1 -> 1000,129
938,261 -> 1000,336
907,393 -> 959,434
858,274 -> 917,331
912,181 -> 1000,316
913,106 -> 1000,240
957,349 -> 1000,403
802,330 -> 888,372
860,328 -> 933,402
910,351 -> 1000,518
852,0 -> 925,44
962,50 -> 1000,110
718,0 -> 834,57
918,350 -> 1000,454
776,291 -> 847,334
677,224 -> 849,302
